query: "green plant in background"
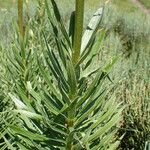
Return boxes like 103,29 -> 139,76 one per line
101,5 -> 150,149
0,0 -> 45,148
0,45 -> 15,150
18,0 -> 24,37
0,0 -> 25,148
139,0 -> 150,9
116,49 -> 150,149
0,0 -> 124,149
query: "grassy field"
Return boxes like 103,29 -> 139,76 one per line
139,0 -> 150,9
0,0 -> 150,149
0,0 -> 141,44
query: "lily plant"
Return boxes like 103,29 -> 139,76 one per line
1,0 -> 124,149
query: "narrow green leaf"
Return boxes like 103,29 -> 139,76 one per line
55,38 -> 67,67
9,93 -> 27,109
75,93 -> 104,127
10,126 -> 49,141
77,37 -> 95,66
16,86 -> 35,111
17,143 -> 30,150
43,32 -> 69,91
69,11 -> 75,46
13,110 -> 43,120
81,7 -> 103,54
77,70 -> 106,108
38,59 -> 62,100
90,130 -> 117,150
50,0 -> 71,47
59,84 -> 71,105
107,141 -> 120,150
3,136 -> 15,150
87,107 -> 124,142
82,29 -> 106,69
103,57 -> 118,73
66,60 -> 77,99
90,102 -> 121,131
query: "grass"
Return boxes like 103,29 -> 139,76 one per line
139,0 -> 150,9
100,4 -> 150,148
0,0 -> 16,8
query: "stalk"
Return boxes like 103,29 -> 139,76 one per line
18,0 -> 25,61
72,0 -> 85,65
66,1 -> 85,149
18,0 -> 24,37
18,0 -> 28,96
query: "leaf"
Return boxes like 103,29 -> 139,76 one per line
48,123 -> 68,137
17,143 -> 30,150
10,126 -> 49,141
49,0 -> 71,47
42,93 -> 62,115
89,101 -> 121,131
77,37 -> 95,66
90,130 -> 118,149
27,82 -> 62,115
69,11 -> 75,46
55,38 -> 67,67
77,70 -> 106,108
107,141 -> 120,150
3,136 -> 16,150
75,92 -> 105,128
103,57 -> 118,73
82,29 -> 106,69
13,110 -> 43,120
16,86 -> 35,111
43,32 -> 69,91
37,59 -> 62,100
87,107 -> 124,142
59,83 -> 70,105
9,93 -> 27,109
66,60 -> 77,99
81,7 -> 103,54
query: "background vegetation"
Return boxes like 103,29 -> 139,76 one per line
139,0 -> 150,9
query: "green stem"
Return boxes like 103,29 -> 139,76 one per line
18,0 -> 24,37
66,101 -> 77,144
66,1 -> 85,149
18,0 -> 28,96
72,0 -> 85,65
18,0 -> 26,60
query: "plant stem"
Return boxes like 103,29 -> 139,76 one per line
18,0 -> 28,95
66,1 -> 85,149
72,0 -> 85,65
18,0 -> 24,37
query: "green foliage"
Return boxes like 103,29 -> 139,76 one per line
92,3 -> 150,149
139,0 -> 150,9
0,1 -> 47,148
117,49 -> 150,149
101,5 -> 150,149
0,0 -> 124,149
1,0 -> 150,149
